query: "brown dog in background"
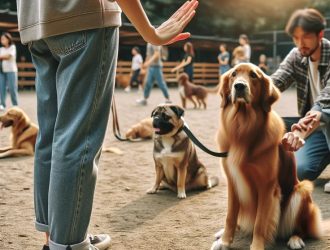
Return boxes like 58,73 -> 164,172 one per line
0,107 -> 38,158
211,63 -> 322,250
125,117 -> 153,140
178,73 -> 218,109
147,104 -> 218,198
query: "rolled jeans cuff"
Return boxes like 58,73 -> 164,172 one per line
35,221 -> 49,233
49,235 -> 90,250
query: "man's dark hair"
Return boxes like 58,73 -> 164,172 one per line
285,8 -> 326,36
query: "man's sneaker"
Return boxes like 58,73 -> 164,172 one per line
124,86 -> 131,92
165,99 -> 172,104
136,98 -> 147,106
0,105 -> 5,111
89,234 -> 111,250
324,181 -> 330,193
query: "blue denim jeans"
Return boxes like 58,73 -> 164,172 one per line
29,27 -> 119,250
0,71 -> 18,107
144,66 -> 170,99
283,117 -> 330,181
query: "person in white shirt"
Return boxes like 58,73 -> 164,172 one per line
0,32 -> 18,110
125,46 -> 143,92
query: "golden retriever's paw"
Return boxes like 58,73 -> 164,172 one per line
146,187 -> 158,194
214,228 -> 225,239
287,235 -> 305,249
210,238 -> 230,250
177,190 -> 186,199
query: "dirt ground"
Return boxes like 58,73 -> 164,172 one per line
0,86 -> 329,250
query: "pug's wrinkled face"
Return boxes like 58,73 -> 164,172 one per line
151,104 -> 184,136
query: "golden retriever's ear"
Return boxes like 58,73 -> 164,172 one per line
219,70 -> 232,108
261,74 -> 280,112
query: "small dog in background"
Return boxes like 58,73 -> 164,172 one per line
147,103 -> 218,198
0,107 -> 38,158
178,73 -> 218,109
125,117 -> 153,140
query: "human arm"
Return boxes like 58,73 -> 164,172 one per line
143,50 -> 160,68
0,54 -> 11,60
282,111 -> 321,151
219,54 -> 229,65
0,46 -> 15,60
171,56 -> 192,72
116,0 -> 198,45
271,48 -> 299,92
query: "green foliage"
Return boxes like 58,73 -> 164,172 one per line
139,0 -> 330,36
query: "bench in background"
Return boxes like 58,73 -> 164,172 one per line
17,61 -> 220,88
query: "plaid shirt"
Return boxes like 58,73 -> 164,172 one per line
271,38 -> 330,117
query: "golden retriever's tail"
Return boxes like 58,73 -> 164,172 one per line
297,180 -> 323,239
279,180 -> 323,239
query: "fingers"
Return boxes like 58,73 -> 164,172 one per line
165,32 -> 191,45
282,132 -> 305,152
173,0 -> 198,20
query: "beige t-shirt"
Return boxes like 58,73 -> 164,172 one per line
16,0 -> 122,44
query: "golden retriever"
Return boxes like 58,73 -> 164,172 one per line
211,63 -> 322,250
125,117 -> 153,140
0,107 -> 38,158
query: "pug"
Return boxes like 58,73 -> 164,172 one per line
147,104 -> 218,199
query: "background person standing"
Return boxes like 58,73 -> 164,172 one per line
125,46 -> 143,92
136,43 -> 172,105
0,32 -> 18,110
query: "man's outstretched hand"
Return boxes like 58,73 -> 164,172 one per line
282,111 -> 321,152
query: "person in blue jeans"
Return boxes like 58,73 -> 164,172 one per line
0,32 -> 18,110
136,43 -> 171,105
217,43 -> 230,78
16,0 -> 199,249
271,8 -> 330,193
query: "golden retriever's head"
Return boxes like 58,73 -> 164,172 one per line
178,73 -> 189,85
0,107 -> 29,129
219,63 -> 280,112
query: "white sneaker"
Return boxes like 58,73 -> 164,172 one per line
324,181 -> 330,193
0,105 -> 5,111
165,99 -> 172,104
89,234 -> 111,250
124,86 -> 131,92
136,98 -> 147,106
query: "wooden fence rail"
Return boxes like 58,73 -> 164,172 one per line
17,61 -> 220,88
